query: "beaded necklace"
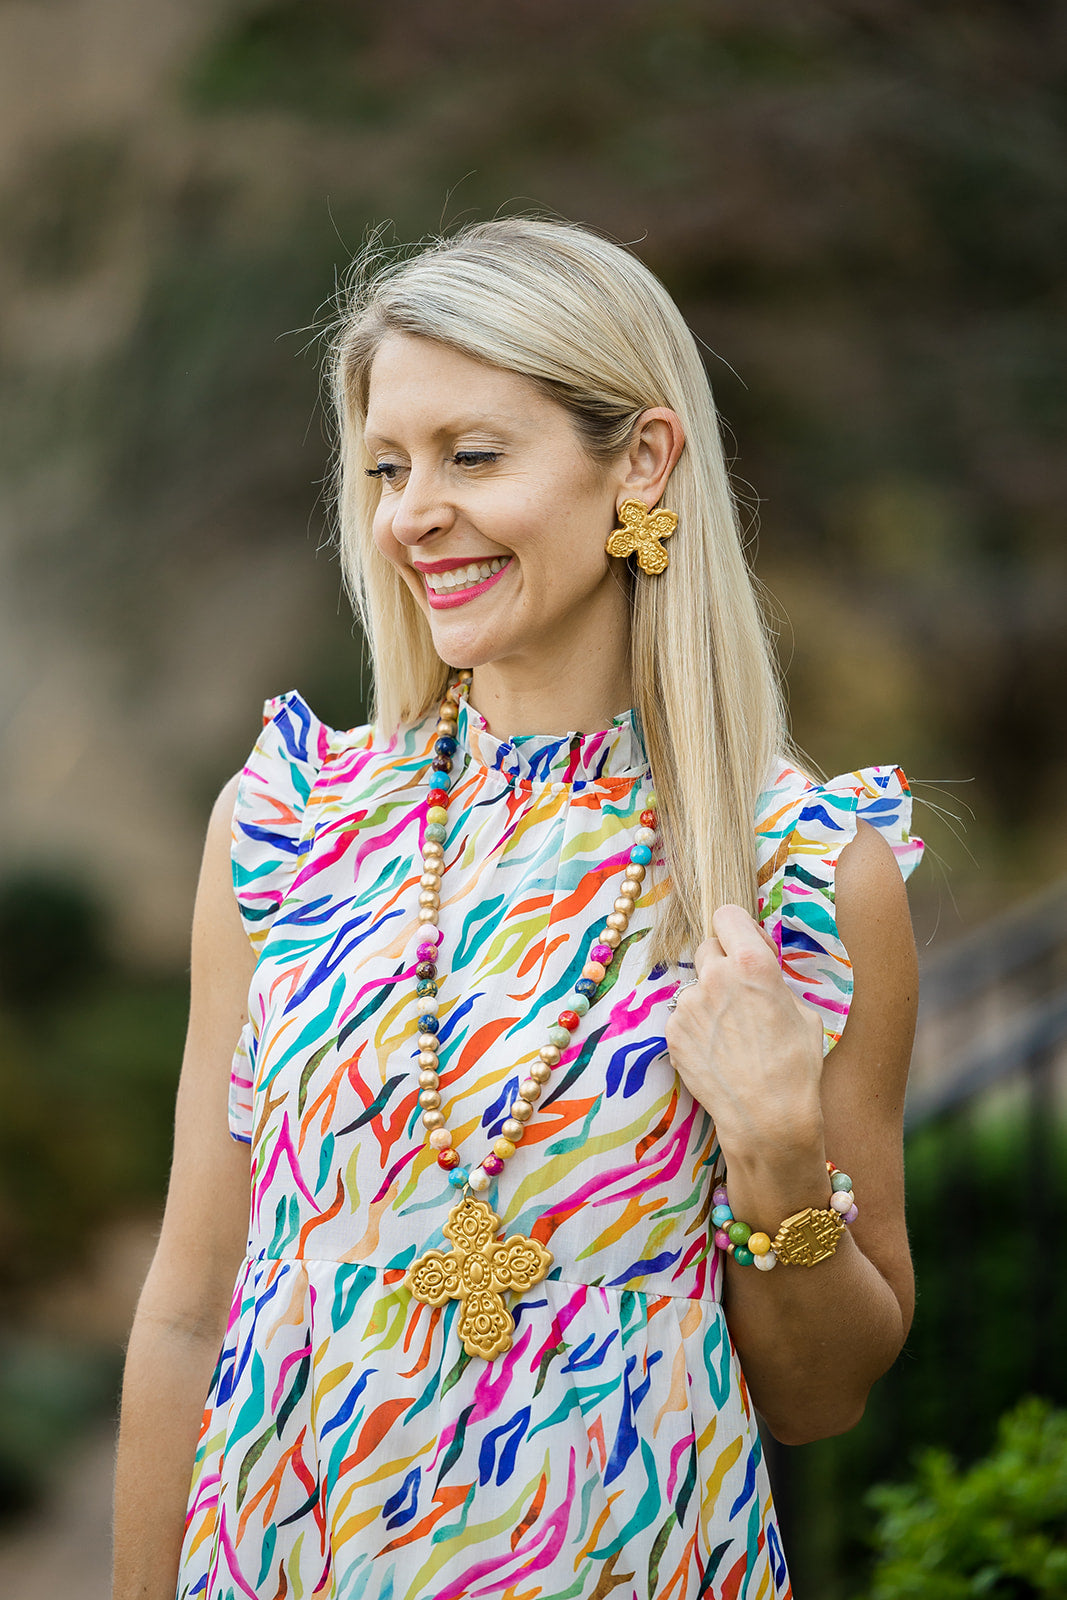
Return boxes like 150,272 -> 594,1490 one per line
402,672 -> 659,1360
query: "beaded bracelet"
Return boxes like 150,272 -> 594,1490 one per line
711,1161 -> 858,1270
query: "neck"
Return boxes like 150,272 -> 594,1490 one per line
467,641 -> 633,739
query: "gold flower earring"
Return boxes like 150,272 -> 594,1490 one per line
605,498 -> 678,575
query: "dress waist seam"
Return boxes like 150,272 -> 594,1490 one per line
241,1251 -> 723,1309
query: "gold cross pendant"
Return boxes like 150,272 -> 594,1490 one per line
404,1196 -> 553,1361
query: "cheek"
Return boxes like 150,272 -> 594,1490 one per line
370,503 -> 399,565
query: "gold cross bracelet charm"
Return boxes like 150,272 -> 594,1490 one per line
404,1196 -> 553,1360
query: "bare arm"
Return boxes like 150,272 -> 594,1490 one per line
112,775 -> 256,1598
665,819 -> 919,1445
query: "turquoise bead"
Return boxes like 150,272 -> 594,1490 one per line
831,1171 -> 853,1193
571,993 -> 590,1016
428,768 -> 451,789
448,1167 -> 470,1189
711,1203 -> 733,1227
415,979 -> 438,997
630,844 -> 652,865
733,1246 -> 754,1267
548,1025 -> 571,1049
425,822 -> 447,843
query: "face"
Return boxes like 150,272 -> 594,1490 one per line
364,333 -> 631,678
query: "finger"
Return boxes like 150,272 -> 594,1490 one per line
710,903 -> 779,964
692,934 -> 725,976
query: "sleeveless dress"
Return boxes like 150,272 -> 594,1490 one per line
177,691 -> 923,1600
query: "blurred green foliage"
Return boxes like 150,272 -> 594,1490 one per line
0,871 -> 187,1518
0,873 -> 106,1010
783,1107 -> 1067,1594
0,1333 -> 117,1518
0,925 -> 186,1288
864,1398 -> 1067,1599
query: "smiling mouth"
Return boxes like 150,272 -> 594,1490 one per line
422,557 -> 512,608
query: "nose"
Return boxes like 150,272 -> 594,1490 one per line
387,464 -> 456,548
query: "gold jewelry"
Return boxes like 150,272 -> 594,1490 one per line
405,1196 -> 553,1361
605,497 -> 678,575
402,677 -> 660,1358
713,1162 -> 857,1270
770,1205 -> 845,1267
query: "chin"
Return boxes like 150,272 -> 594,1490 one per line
427,624 -> 499,672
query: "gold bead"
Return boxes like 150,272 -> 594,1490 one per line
419,889 -> 440,907
626,863 -> 646,882
539,1045 -> 561,1067
418,1032 -> 439,1052
606,912 -> 628,932
600,927 -> 622,948
420,871 -> 441,890
519,1077 -> 541,1103
418,1068 -> 439,1087
424,840 -> 444,860
418,1089 -> 441,1110
501,1118 -> 525,1141
614,896 -> 635,915
418,908 -> 438,924
621,879 -> 642,900
530,1061 -> 552,1084
421,1109 -> 445,1130
510,1098 -> 534,1123
494,1137 -> 516,1160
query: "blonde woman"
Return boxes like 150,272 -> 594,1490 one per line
113,218 -> 924,1599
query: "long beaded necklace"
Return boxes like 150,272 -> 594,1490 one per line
402,671 -> 659,1360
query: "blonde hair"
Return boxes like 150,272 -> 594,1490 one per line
329,217 -> 798,968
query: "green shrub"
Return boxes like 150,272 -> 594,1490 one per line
863,1398 -> 1067,1598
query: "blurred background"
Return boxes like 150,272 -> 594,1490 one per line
0,1 -> 1064,1594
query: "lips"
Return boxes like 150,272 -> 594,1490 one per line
422,557 -> 513,610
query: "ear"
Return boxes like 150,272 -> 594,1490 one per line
616,408 -> 686,509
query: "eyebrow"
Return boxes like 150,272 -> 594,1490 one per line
362,415 -> 521,447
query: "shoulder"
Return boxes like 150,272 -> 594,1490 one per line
230,691 -> 360,948
755,757 -> 925,1055
835,817 -> 919,1016
755,757 -> 923,881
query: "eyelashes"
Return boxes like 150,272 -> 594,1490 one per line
365,451 -> 502,482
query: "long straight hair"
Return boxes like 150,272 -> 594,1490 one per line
328,218 -> 800,969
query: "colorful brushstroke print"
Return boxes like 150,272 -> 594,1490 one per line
178,690 -> 923,1599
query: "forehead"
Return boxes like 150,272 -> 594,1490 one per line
363,332 -> 560,442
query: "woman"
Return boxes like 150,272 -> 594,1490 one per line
113,217 -> 923,1599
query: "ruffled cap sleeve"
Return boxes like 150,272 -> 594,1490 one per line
756,762 -> 924,1055
231,691 -> 330,952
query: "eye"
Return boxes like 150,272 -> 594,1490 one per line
452,451 -> 500,468
365,462 -> 402,481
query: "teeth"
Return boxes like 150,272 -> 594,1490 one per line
425,557 -> 508,595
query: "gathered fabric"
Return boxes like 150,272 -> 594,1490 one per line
177,689 -> 922,1600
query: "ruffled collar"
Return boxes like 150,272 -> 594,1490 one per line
454,697 -> 648,787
